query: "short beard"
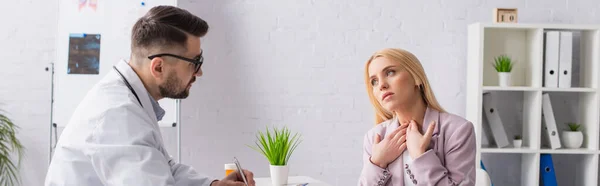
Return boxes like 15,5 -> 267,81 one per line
159,73 -> 190,99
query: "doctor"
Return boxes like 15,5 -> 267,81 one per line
45,5 -> 255,186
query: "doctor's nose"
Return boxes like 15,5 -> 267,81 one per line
194,68 -> 203,77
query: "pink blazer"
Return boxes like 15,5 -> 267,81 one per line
358,107 -> 476,186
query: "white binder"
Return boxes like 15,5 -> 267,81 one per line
544,31 -> 560,88
480,113 -> 492,147
541,93 -> 561,149
482,93 -> 509,148
558,31 -> 573,88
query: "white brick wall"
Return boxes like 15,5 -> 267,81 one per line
2,0 -> 600,185
0,0 -> 57,186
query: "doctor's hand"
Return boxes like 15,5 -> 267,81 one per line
370,123 -> 408,169
406,120 -> 435,160
211,169 -> 256,186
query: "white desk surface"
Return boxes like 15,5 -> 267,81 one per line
254,176 -> 331,186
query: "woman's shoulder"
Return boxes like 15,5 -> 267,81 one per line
363,119 -> 394,139
438,111 -> 474,135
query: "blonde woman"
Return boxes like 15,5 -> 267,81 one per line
358,48 -> 476,186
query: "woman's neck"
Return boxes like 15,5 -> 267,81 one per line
394,98 -> 427,128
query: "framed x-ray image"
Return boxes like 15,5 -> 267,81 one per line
67,33 -> 101,75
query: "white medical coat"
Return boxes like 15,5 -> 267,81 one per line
45,60 -> 215,186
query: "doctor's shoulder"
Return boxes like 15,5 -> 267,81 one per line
88,84 -> 153,124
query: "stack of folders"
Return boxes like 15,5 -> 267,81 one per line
544,31 -> 573,88
481,92 -> 510,148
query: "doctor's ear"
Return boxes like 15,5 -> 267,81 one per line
149,57 -> 164,77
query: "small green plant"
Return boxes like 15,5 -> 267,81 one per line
566,122 -> 582,131
514,135 -> 521,140
248,126 -> 302,166
493,55 -> 513,72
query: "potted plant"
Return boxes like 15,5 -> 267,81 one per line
248,126 -> 301,186
513,135 -> 522,148
562,122 -> 583,149
493,55 -> 514,87
0,110 -> 24,186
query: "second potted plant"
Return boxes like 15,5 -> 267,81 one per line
493,55 -> 514,87
248,126 -> 302,186
513,135 -> 522,148
562,122 -> 583,149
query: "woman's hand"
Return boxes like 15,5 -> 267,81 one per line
370,123 -> 408,168
406,120 -> 436,159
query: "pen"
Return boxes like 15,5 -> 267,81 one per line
233,157 -> 249,186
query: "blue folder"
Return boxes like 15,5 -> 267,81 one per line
540,154 -> 558,186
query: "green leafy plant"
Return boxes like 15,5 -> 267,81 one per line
493,55 -> 513,72
248,126 -> 301,166
514,135 -> 521,140
0,110 -> 24,186
566,122 -> 582,131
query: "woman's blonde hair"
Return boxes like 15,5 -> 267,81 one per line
364,48 -> 446,124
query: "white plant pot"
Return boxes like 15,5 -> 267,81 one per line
513,139 -> 522,148
562,131 -> 583,148
498,72 -> 511,87
269,165 -> 289,186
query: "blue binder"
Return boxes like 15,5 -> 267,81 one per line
540,154 -> 558,186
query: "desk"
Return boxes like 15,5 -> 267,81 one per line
254,176 -> 331,186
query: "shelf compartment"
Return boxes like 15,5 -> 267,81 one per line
480,91 -> 542,150
481,153 -> 539,186
542,29 -> 600,89
540,91 -> 599,151
546,154 -> 598,186
482,27 -> 543,87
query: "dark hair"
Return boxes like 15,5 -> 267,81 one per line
131,5 -> 209,56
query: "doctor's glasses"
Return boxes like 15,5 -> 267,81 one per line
148,51 -> 203,73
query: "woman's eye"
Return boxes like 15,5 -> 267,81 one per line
370,79 -> 378,86
387,70 -> 395,76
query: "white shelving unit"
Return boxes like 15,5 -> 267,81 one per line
467,22 -> 600,186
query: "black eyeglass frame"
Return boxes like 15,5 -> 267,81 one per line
147,51 -> 203,73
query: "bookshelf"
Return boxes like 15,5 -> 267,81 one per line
467,22 -> 600,186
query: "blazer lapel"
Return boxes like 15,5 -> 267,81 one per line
421,107 -> 440,138
384,116 -> 405,185
421,107 -> 441,157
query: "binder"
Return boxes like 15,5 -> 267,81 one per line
540,154 -> 558,186
480,123 -> 491,147
558,31 -> 573,88
541,93 -> 561,149
544,31 -> 560,88
482,93 -> 509,148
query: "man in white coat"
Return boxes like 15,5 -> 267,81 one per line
45,5 -> 255,186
